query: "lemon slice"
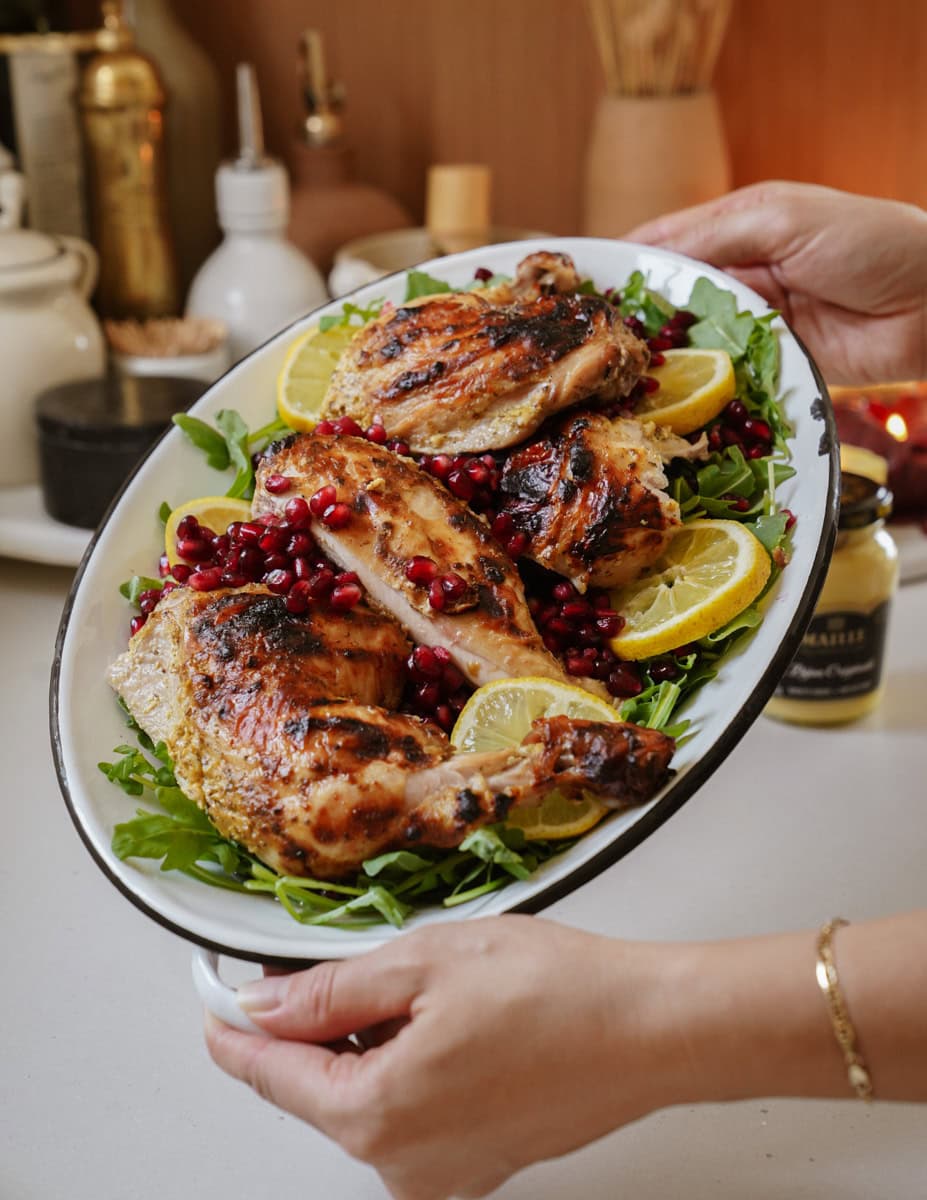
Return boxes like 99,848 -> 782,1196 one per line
164,496 -> 252,566
609,518 -> 771,660
276,324 -> 358,431
637,348 -> 736,435
451,676 -> 620,840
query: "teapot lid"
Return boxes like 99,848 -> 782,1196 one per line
0,227 -> 62,271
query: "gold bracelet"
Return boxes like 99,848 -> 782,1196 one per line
815,918 -> 873,1102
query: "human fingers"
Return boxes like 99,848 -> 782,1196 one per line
204,1009 -> 367,1137
237,941 -> 426,1042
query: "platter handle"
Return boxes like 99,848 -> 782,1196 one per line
192,947 -> 269,1036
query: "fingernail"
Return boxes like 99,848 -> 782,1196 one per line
237,975 -> 287,1014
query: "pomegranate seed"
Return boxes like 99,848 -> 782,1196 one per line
566,655 -> 594,677
747,444 -> 767,459
405,555 -> 438,585
220,570 -> 248,588
258,528 -> 287,554
285,496 -> 311,528
466,461 -> 491,486
449,692 -> 467,714
506,532 -> 528,557
443,663 -> 466,691
158,553 -> 171,578
648,337 -> 672,353
309,485 -> 337,516
176,515 -> 199,539
264,473 -> 293,495
440,572 -> 467,600
783,508 -> 797,531
415,681 -> 442,709
314,419 -> 335,435
562,599 -> 594,621
595,612 -> 623,637
211,534 -> 231,558
542,632 -> 561,654
491,512 -> 515,539
642,376 -> 660,395
433,646 -> 451,665
721,427 -> 743,447
607,664 -> 642,698
708,427 -> 723,452
238,548 -> 263,579
291,555 -> 313,580
177,537 -> 212,563
742,417 -> 772,442
287,532 -> 314,557
447,469 -> 475,502
649,660 -> 679,683
649,351 -> 665,367
170,563 -> 191,583
387,439 -> 411,456
265,568 -> 294,594
285,581 -> 312,614
725,399 -> 748,427
434,704 -> 454,731
130,614 -> 147,635
428,580 -> 446,610
592,591 -> 611,610
322,502 -> 351,529
237,521 -> 264,545
428,454 -> 453,481
672,309 -> 697,329
410,645 -> 442,680
257,513 -> 282,526
138,588 -> 161,615
189,567 -> 223,591
365,422 -> 388,445
332,416 -> 364,437
623,315 -> 645,338
552,581 -> 576,602
308,568 -> 335,598
474,266 -> 493,282
330,582 -> 362,610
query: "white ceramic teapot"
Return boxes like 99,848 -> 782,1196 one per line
0,215 -> 105,487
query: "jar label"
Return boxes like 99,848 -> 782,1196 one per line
775,604 -> 890,700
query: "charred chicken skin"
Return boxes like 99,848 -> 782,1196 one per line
322,251 -> 648,455
253,431 -> 610,698
498,411 -> 707,591
107,587 -> 675,879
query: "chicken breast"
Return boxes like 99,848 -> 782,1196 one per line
253,432 -> 609,698
322,252 -> 647,454
498,412 -> 707,591
107,587 -> 674,879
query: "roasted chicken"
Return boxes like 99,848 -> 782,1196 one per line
322,251 -> 648,454
498,411 -> 708,591
253,432 -> 610,698
107,587 -> 674,879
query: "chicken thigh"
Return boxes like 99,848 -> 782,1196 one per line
322,252 -> 647,454
107,587 -> 675,879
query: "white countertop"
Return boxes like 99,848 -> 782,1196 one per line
1,555 -> 925,1200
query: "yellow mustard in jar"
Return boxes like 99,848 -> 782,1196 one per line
766,473 -> 899,725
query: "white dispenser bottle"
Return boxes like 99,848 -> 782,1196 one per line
186,63 -> 327,364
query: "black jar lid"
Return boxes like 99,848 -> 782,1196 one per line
36,374 -> 205,444
839,471 -> 893,529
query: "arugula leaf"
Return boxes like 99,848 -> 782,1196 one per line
319,297 -> 384,333
118,575 -> 162,608
686,278 -> 755,360
748,511 -> 789,554
172,414 -> 230,470
464,272 -> 511,291
404,270 -> 453,301
158,500 -> 171,524
215,408 -> 253,499
618,270 -> 675,334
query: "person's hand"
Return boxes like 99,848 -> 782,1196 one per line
626,181 -> 927,385
204,916 -> 681,1200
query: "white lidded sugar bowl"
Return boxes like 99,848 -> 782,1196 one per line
0,213 -> 105,487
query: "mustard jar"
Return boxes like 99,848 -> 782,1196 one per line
766,473 -> 899,725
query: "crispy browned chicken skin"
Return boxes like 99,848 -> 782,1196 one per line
107,587 -> 674,879
498,411 -> 707,591
253,431 -> 610,698
322,251 -> 648,454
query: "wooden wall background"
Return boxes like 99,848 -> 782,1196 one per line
175,0 -> 927,234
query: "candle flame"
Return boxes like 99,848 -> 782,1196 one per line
886,412 -> 908,441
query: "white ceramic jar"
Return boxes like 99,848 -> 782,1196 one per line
0,227 -> 105,486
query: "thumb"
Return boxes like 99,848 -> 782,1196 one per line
238,946 -> 424,1042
